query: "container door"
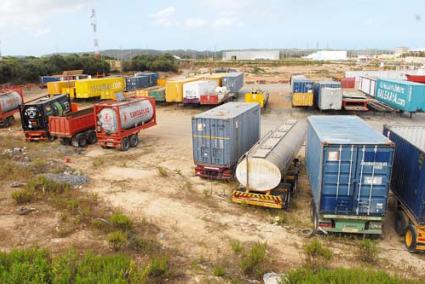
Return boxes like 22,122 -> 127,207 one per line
352,145 -> 393,215
321,145 -> 358,214
210,119 -> 227,166
193,118 -> 212,164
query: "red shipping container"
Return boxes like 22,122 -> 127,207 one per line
341,77 -> 355,89
200,95 -> 219,105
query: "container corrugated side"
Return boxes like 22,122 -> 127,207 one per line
222,72 -> 244,93
375,79 -> 425,112
165,78 -> 199,102
47,81 -> 75,96
292,79 -> 313,93
359,77 -> 376,97
383,125 -> 425,225
306,116 -> 394,217
192,102 -> 260,167
292,92 -> 313,107
75,77 -> 125,99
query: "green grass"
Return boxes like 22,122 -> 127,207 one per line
107,231 -> 128,251
240,242 -> 267,276
11,189 -> 34,204
303,239 -> 333,272
109,213 -> 133,231
230,240 -> 244,254
285,267 -> 422,284
0,248 -> 156,283
358,239 -> 379,263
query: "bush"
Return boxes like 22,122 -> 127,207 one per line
0,248 -> 152,283
148,256 -> 169,278
109,213 -> 133,231
285,267 -> 420,284
230,240 -> 243,254
213,264 -> 226,277
26,176 -> 70,195
11,189 -> 34,204
123,54 -> 178,73
303,239 -> 332,272
107,231 -> 128,251
240,242 -> 267,276
358,239 -> 379,263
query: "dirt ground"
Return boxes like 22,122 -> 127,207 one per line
1,69 -> 425,281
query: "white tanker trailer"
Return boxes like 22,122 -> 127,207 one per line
232,120 -> 307,209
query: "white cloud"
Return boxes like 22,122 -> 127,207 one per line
150,6 -> 176,28
0,0 -> 90,32
183,18 -> 206,29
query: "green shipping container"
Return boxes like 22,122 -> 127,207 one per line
134,86 -> 165,102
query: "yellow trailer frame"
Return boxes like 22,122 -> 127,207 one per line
397,201 -> 425,252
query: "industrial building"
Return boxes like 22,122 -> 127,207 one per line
304,50 -> 348,61
222,50 -> 280,61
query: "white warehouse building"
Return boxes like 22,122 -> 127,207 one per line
304,50 -> 348,61
223,50 -> 280,61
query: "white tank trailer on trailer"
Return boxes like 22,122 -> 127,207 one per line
233,120 -> 307,209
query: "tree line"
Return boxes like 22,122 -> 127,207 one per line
0,53 -> 179,84
0,54 -> 111,84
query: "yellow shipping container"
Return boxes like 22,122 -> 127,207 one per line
204,73 -> 227,86
75,77 -> 125,100
165,78 -> 199,102
245,91 -> 269,108
47,81 -> 75,97
157,79 -> 166,87
292,92 -> 314,107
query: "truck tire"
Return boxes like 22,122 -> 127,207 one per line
395,209 -> 409,236
47,134 -> 56,142
60,138 -> 70,145
120,137 -> 130,151
72,134 -> 87,148
7,116 -> 15,126
87,131 -> 97,144
129,134 -> 139,147
404,224 -> 417,253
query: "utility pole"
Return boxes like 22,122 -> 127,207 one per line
90,8 -> 100,59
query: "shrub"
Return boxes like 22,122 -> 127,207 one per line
358,239 -> 379,263
109,213 -> 133,231
213,264 -> 226,277
230,240 -> 243,254
148,256 -> 169,278
157,166 -> 168,177
240,242 -> 267,276
26,176 -> 70,195
11,189 -> 34,204
303,239 -> 332,272
286,267 -> 420,284
107,231 -> 128,251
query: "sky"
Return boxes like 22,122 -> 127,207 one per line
0,0 -> 424,56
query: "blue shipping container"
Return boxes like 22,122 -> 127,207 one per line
292,79 -> 313,93
375,79 -> 425,113
307,116 -> 394,219
222,72 -> 244,93
383,125 -> 425,225
40,76 -> 60,85
125,75 -> 150,91
135,72 -> 158,87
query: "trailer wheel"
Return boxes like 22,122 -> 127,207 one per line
47,134 -> 56,142
6,116 -> 15,126
404,224 -> 417,253
72,134 -> 87,148
395,209 -> 409,236
120,137 -> 130,151
60,138 -> 70,145
87,131 -> 97,144
129,134 -> 139,147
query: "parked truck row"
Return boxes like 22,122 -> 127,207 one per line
191,103 -> 425,252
